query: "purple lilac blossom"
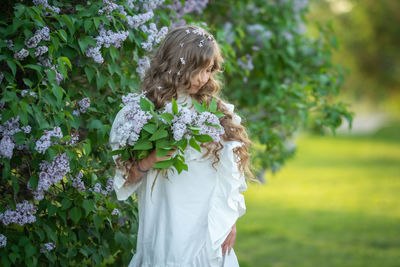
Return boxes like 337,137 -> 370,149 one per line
66,131 -> 79,145
35,46 -> 48,57
33,0 -> 60,14
141,0 -> 165,11
69,171 -> 86,191
194,112 -> 225,142
98,0 -> 118,15
111,208 -> 119,215
136,56 -> 150,79
0,136 -> 15,159
40,242 -> 56,253
21,125 -> 31,134
24,34 -> 42,48
14,49 -> 29,60
237,54 -> 254,72
0,234 -> 6,248
140,23 -> 168,52
35,126 -> 63,154
96,24 -> 129,48
29,153 -> 70,200
0,116 -> 21,136
85,46 -> 104,64
125,11 -> 154,28
0,200 -> 38,226
78,97 -> 91,113
5,40 -> 13,50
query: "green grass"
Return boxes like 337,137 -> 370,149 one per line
236,126 -> 400,267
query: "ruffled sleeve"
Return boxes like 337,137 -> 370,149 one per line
207,139 -> 247,260
109,105 -> 144,201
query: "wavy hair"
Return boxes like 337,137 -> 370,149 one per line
131,24 -> 257,192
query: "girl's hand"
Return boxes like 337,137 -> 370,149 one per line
221,223 -> 236,256
148,147 -> 178,165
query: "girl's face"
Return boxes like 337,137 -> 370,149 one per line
188,60 -> 214,94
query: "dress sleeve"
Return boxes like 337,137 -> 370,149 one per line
207,138 -> 248,253
109,105 -> 144,201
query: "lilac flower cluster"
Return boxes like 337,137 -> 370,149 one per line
5,40 -> 14,50
111,208 -> 119,215
14,49 -> 29,61
0,200 -> 38,226
222,22 -> 234,45
194,112 -> 225,142
35,46 -> 48,57
247,24 -> 272,46
28,153 -> 70,200
33,0 -> 60,15
125,11 -> 154,28
37,55 -> 64,84
141,0 -> 165,12
170,106 -> 197,141
96,24 -> 129,48
167,0 -> 209,29
140,23 -> 168,52
35,126 -> 63,154
21,89 -> 38,98
0,234 -> 6,248
115,93 -> 152,146
24,27 -> 50,49
0,136 -> 15,159
89,178 -> 113,196
238,54 -> 254,72
73,97 -> 91,116
0,116 -> 21,136
40,242 -> 56,253
66,131 -> 79,145
136,56 -> 151,79
85,23 -> 128,63
69,171 -> 86,191
98,0 -> 119,16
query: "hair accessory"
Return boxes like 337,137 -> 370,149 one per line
180,57 -> 185,64
168,70 -> 172,74
177,70 -> 181,76
157,86 -> 162,90
180,42 -> 184,47
136,160 -> 149,173
186,29 -> 191,34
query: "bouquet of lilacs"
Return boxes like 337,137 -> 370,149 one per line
111,92 -> 225,175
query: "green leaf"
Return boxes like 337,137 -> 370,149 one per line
143,123 -> 157,134
61,198 -> 72,210
189,137 -> 201,152
24,243 -> 36,258
133,139 -> 153,150
158,113 -> 174,124
172,98 -> 178,114
209,97 -> 217,112
58,56 -> 72,70
192,99 -> 206,113
87,120 -> 102,129
139,96 -> 154,111
194,134 -> 213,142
6,60 -> 16,77
149,128 -> 168,141
153,158 -> 175,168
69,207 -> 82,223
52,85 -> 64,104
93,214 -> 104,231
58,29 -> 68,42
48,204 -> 57,217
82,199 -> 95,216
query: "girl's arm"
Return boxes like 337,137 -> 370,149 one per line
123,148 -> 176,187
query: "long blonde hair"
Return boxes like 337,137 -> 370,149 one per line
137,24 -> 257,190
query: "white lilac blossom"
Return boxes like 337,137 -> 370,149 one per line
4,40 -> 13,50
140,23 -> 168,52
247,24 -> 272,46
29,153 -> 70,200
78,97 -> 90,113
36,27 -> 51,41
85,46 -> 104,64
35,46 -> 48,57
0,136 -> 15,159
98,0 -> 119,15
126,0 -> 135,9
0,234 -> 6,248
40,242 -> 56,253
121,92 -> 146,106
167,0 -> 209,29
141,0 -> 165,11
194,111 -> 225,142
89,180 -> 113,197
33,0 -> 60,14
69,171 -> 86,191
238,54 -> 254,72
38,55 -> 52,68
160,104 -> 197,141
136,56 -> 150,79
125,11 -> 154,28
35,126 -> 63,154
96,24 -> 129,48
111,208 -> 119,215
0,200 -> 38,226
14,49 -> 29,61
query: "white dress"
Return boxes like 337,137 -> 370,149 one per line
109,93 -> 247,267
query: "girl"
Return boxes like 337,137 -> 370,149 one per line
109,25 -> 255,267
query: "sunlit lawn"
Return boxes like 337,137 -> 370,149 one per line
236,123 -> 400,267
